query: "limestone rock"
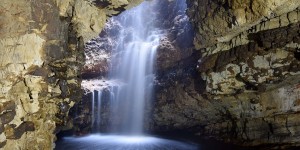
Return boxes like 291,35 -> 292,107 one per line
187,0 -> 300,50
149,0 -> 300,148
72,0 -> 107,43
199,22 -> 300,95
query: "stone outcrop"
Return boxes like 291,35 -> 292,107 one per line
82,18 -> 122,79
187,0 -> 300,50
150,0 -> 300,148
0,0 -> 142,149
155,0 -> 194,71
185,0 -> 300,99
188,4 -> 300,95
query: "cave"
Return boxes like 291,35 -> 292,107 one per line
1,0 -> 300,150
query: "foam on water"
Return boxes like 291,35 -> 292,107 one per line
56,135 -> 198,150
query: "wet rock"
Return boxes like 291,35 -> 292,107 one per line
5,122 -> 35,139
0,101 -> 16,124
0,101 -> 15,114
0,112 -> 16,125
81,19 -> 120,79
46,44 -> 65,60
59,80 -> 70,98
0,141 -> 6,149
0,124 -> 4,133
156,36 -> 181,70
82,59 -> 109,79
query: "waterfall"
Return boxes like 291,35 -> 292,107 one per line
91,91 -> 95,130
91,90 -> 102,132
57,0 -> 199,149
96,90 -> 102,131
91,0 -> 161,134
109,0 -> 161,134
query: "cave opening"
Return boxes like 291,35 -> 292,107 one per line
55,0 -> 199,149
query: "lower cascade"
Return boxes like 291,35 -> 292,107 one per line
56,0 -> 198,149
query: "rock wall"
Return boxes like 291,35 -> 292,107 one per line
0,0 -> 142,149
7,0 -> 297,148
151,0 -> 300,148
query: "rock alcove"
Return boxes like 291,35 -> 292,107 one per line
0,0 -> 300,149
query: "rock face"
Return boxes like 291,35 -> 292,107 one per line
82,18 -> 122,79
150,0 -> 300,148
0,0 -> 142,149
187,0 -> 300,50
154,0 -> 194,71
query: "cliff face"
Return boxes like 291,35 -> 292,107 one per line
187,0 -> 300,95
151,0 -> 300,148
0,0 -> 142,149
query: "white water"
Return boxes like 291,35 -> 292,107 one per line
56,134 -> 198,150
109,36 -> 159,134
90,0 -> 161,134
91,90 -> 102,132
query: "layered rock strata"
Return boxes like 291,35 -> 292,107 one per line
151,0 -> 300,148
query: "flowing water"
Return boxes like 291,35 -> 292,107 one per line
89,0 -> 161,134
108,9 -> 159,134
56,0 -> 199,149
